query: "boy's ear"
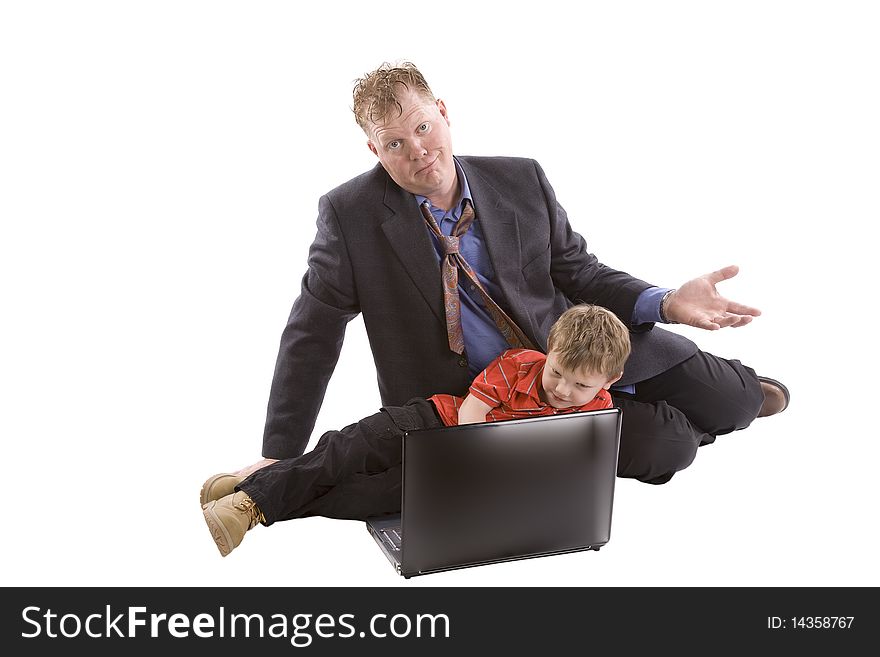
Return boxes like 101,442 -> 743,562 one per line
602,372 -> 624,390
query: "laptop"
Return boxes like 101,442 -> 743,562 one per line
366,407 -> 621,578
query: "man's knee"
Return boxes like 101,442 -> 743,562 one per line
618,435 -> 698,484
616,401 -> 701,485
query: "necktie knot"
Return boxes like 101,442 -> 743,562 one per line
441,235 -> 460,255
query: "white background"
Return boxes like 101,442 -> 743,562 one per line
2,1 -> 878,587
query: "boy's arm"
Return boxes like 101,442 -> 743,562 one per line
457,393 -> 495,425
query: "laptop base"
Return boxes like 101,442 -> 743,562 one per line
366,515 -> 607,578
365,514 -> 403,575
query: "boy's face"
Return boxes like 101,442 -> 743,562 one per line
540,350 -> 622,410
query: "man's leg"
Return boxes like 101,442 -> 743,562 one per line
295,465 -> 403,520
237,399 -> 440,523
612,351 -> 764,484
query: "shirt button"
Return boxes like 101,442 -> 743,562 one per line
458,357 -> 468,367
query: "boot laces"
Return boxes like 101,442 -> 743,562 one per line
234,494 -> 265,529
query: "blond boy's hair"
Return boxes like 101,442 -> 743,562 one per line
352,61 -> 436,132
546,305 -> 631,377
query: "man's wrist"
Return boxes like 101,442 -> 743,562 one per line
659,289 -> 678,324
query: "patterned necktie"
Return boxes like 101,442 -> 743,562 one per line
420,199 -> 534,355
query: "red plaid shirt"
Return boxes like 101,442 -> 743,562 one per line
430,348 -> 612,426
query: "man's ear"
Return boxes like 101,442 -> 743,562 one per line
367,140 -> 378,157
602,372 -> 624,390
437,98 -> 450,126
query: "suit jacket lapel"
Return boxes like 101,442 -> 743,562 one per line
380,177 -> 446,325
459,159 -> 535,342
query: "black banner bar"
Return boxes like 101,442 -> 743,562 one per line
1,587 -> 874,654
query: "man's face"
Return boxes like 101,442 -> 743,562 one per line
540,350 -> 621,410
366,88 -> 456,204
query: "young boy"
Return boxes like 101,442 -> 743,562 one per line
201,304 -> 631,556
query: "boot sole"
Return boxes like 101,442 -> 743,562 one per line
202,502 -> 233,557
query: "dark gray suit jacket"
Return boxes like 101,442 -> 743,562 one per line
262,156 -> 697,458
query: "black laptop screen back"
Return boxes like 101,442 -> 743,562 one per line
400,409 -> 621,576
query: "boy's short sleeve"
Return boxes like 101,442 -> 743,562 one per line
467,354 -> 511,408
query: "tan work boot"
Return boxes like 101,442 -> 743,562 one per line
199,473 -> 243,506
202,491 -> 265,557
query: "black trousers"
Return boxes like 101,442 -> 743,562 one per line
239,398 -> 442,523
241,351 -> 764,523
611,351 -> 763,484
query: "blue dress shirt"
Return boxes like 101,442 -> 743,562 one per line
415,158 -> 671,389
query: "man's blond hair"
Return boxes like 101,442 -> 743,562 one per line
352,61 -> 436,132
546,305 -> 631,377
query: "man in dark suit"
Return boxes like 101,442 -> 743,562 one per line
218,61 -> 788,502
